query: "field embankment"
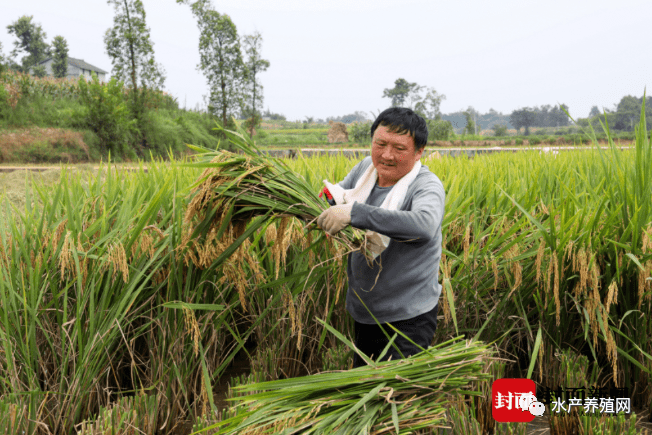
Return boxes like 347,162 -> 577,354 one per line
0,69 -> 226,162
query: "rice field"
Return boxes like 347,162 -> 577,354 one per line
0,109 -> 651,434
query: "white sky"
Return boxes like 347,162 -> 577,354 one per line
1,0 -> 650,121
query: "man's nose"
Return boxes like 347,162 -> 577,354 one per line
382,147 -> 394,159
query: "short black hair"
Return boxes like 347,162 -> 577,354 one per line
370,107 -> 428,151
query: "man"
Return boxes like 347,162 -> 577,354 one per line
317,107 -> 446,368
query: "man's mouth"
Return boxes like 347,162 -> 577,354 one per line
381,162 -> 395,167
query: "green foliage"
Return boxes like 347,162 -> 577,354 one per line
515,138 -> 523,145
31,64 -> 46,78
188,0 -> 247,127
348,120 -> 371,143
414,87 -> 446,120
243,112 -> 262,138
6,15 -> 51,73
510,107 -> 537,135
0,80 -> 9,120
463,109 -> 476,135
327,111 -> 368,124
104,0 -> 166,92
382,78 -> 422,107
0,41 -> 7,74
241,31 -> 270,126
51,35 -> 68,78
529,136 -> 541,145
492,123 -> 508,136
76,74 -> 133,154
427,118 -> 454,141
262,108 -> 286,120
589,105 -> 600,118
0,69 -> 219,160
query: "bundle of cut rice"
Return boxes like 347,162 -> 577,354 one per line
201,327 -> 494,434
181,121 -> 375,270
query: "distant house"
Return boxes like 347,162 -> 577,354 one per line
31,57 -> 108,81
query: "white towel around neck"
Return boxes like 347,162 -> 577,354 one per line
323,160 -> 422,259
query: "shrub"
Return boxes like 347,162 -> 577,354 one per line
427,119 -> 454,141
348,121 -> 372,143
492,124 -> 508,137
76,74 -> 134,154
0,82 -> 9,121
515,138 -> 523,145
529,137 -> 541,145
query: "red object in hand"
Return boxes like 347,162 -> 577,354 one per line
319,187 -> 333,200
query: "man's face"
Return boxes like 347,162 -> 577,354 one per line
371,125 -> 424,187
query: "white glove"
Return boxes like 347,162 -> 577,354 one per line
364,231 -> 387,258
317,202 -> 354,235
322,180 -> 346,205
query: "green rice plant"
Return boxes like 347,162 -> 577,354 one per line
0,398 -> 39,434
495,421 -> 528,435
76,393 -> 159,435
577,411 -> 644,435
447,400 -> 482,434
321,343 -> 353,372
197,332 -> 493,435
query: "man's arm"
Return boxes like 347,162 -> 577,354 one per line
350,178 -> 445,241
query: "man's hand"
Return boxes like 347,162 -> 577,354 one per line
364,231 -> 386,258
317,203 -> 354,235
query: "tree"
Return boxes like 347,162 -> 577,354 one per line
184,0 -> 247,130
241,31 -> 270,138
327,111 -> 368,124
414,87 -> 446,120
427,119 -> 454,141
614,95 -> 640,131
589,105 -> 600,118
510,107 -> 537,135
382,78 -> 422,108
7,16 -> 51,73
32,65 -> 47,77
0,42 -> 6,73
104,0 -> 166,121
52,36 -> 69,78
549,104 -> 570,128
463,109 -> 476,135
492,124 -> 508,136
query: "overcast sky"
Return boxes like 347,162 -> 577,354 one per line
1,0 -> 650,121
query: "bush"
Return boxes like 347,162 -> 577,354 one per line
348,121 -> 372,143
515,138 -> 523,146
529,137 -> 541,145
76,74 -> 134,154
0,82 -> 9,121
427,119 -> 454,141
492,124 -> 508,137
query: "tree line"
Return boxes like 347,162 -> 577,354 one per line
0,0 -> 271,140
581,95 -> 652,132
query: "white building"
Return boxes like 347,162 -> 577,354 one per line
31,57 -> 108,81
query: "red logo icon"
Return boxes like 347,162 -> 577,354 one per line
492,378 -> 543,422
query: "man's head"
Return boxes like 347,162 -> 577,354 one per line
370,107 -> 428,187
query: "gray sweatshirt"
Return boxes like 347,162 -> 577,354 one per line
337,156 -> 445,324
